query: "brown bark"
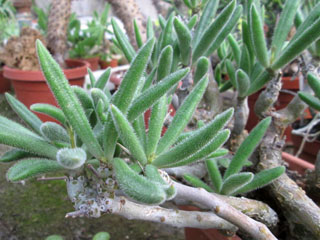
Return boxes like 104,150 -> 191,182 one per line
106,0 -> 146,49
46,0 -> 71,67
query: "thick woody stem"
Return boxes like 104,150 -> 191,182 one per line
232,97 -> 249,137
66,196 -> 237,231
173,193 -> 278,228
254,73 -> 281,118
107,0 -> 146,49
174,182 -> 277,240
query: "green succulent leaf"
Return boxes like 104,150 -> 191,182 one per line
233,166 -> 285,195
183,174 -> 214,192
161,129 -> 230,168
194,57 -> 210,86
192,0 -> 236,63
192,0 -> 219,47
157,45 -> 173,82
207,148 -> 229,158
240,45 -> 251,75
242,20 -> 255,63
88,68 -> 96,86
5,93 -> 42,135
206,158 -> 222,193
205,5 -> 242,58
132,116 -> 147,152
221,172 -> 254,195
94,67 -> 111,90
0,149 -> 33,163
111,18 -> 135,62
160,13 -> 174,51
228,34 -> 241,66
307,73 -> 320,99
187,15 -> 198,30
127,68 -> 189,122
7,158 -> 64,182
57,148 -> 86,169
91,88 -> 110,109
40,122 -> 70,144
30,104 -> 67,126
113,158 -> 166,204
146,96 -> 168,160
236,69 -> 250,98
298,92 -> 320,111
271,17 -> 320,70
0,116 -> 40,138
153,109 -> 233,168
0,124 -> 58,159
247,70 -> 274,95
134,19 -> 144,48
72,86 -> 94,110
249,4 -> 269,68
224,117 -> 271,179
110,105 -> 147,165
147,17 -> 154,40
271,0 -> 300,58
36,40 -> 104,160
173,17 -> 192,66
156,75 -> 209,155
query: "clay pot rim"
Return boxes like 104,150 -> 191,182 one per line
3,59 -> 89,81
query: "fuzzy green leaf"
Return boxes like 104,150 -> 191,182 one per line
250,4 -> 269,68
110,105 -> 147,165
113,158 -> 166,204
156,75 -> 209,154
91,88 -> 110,110
240,45 -> 251,75
187,15 -> 198,30
271,17 -> 320,70
30,104 -> 66,126
233,166 -> 285,195
194,57 -> 209,86
7,158 -> 64,182
271,0 -> 300,58
72,86 -> 94,110
146,96 -> 168,160
57,148 -> 86,169
228,34 -> 241,66
0,149 -> 33,163
88,68 -> 96,86
40,122 -> 70,144
93,232 -> 110,240
94,67 -> 111,90
153,109 -> 233,168
0,124 -> 58,159
5,93 -> 42,135
128,68 -> 189,122
205,5 -> 242,58
160,13 -> 175,50
192,0 -> 219,47
134,19 -> 144,48
183,174 -> 214,192
298,92 -> 320,111
221,172 -> 254,195
236,69 -> 250,98
111,18 -> 136,62
157,45 -> 173,82
174,17 -> 192,66
161,129 -> 230,168
224,117 -> 271,179
207,148 -> 229,158
192,0 -> 236,63
36,40 -> 104,160
0,116 -> 40,138
307,73 -> 320,99
206,159 -> 223,193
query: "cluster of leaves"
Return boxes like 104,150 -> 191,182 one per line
184,118 -> 285,196
68,4 -> 112,59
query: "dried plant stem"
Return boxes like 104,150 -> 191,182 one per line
174,182 -> 277,240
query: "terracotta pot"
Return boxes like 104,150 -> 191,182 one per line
3,59 -> 89,122
0,70 -> 11,93
99,59 -> 118,69
179,206 -> 241,240
282,152 -> 315,175
12,0 -> 32,13
78,57 -> 100,71
246,75 -> 309,142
